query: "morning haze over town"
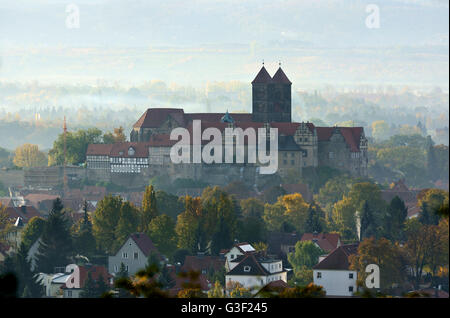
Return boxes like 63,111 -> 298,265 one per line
0,0 -> 448,301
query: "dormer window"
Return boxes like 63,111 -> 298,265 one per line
244,266 -> 251,272
128,147 -> 135,156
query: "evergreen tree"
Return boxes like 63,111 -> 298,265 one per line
140,185 -> 159,234
115,201 -> 140,248
211,216 -> 232,256
384,196 -> 408,241
115,263 -> 132,298
418,201 -> 440,225
360,201 -> 377,240
305,203 -> 323,233
35,198 -> 73,273
73,201 -> 96,258
14,243 -> 44,298
80,272 -> 98,298
96,273 -> 109,297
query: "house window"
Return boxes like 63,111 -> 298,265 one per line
349,273 -> 354,279
114,265 -> 118,272
126,265 -> 129,271
67,290 -> 72,298
283,160 -> 287,165
122,252 -> 128,259
134,252 -> 139,260
349,286 -> 354,292
231,254 -> 235,259
244,266 -> 251,272
329,152 -> 335,159
317,272 -> 322,279
291,160 -> 295,165
202,269 -> 207,274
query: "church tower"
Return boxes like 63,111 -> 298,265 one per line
251,65 -> 292,122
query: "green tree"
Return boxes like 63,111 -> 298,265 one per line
359,201 -> 377,240
148,214 -> 177,257
92,195 -> 123,254
115,201 -> 140,249
13,243 -> 44,297
155,191 -> 184,220
80,272 -> 100,298
211,216 -> 233,256
20,216 -> 46,251
288,241 -> 324,273
140,185 -> 159,234
305,202 -> 325,233
383,196 -> 408,241
48,128 -> 103,166
72,201 -> 96,258
35,198 -> 73,273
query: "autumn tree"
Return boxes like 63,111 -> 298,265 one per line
208,281 -> 224,298
350,237 -> 406,292
175,196 -> 202,253
0,204 -> 13,245
13,144 -> 47,168
103,126 -> 127,144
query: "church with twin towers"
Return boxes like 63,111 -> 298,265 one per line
86,64 -> 368,186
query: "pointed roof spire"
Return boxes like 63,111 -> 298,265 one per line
252,65 -> 272,84
272,66 -> 291,84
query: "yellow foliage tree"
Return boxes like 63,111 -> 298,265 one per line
13,143 -> 47,168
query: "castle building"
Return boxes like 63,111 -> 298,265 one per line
86,66 -> 368,186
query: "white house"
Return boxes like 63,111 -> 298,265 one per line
313,243 -> 359,297
225,253 -> 287,294
108,232 -> 162,276
223,242 -> 256,272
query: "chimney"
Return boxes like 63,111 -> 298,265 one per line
20,205 -> 27,214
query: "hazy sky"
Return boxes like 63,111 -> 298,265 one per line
0,0 -> 448,89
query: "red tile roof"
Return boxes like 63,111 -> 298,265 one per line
86,144 -> 113,156
133,108 -> 186,128
301,233 -> 341,253
4,206 -> 42,224
181,256 -> 225,273
130,233 -> 162,259
24,193 -> 60,208
316,127 -> 363,152
110,142 -> 150,158
313,243 -> 359,270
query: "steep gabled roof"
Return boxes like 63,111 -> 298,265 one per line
252,66 -> 273,84
272,67 -> 292,84
129,233 -> 162,259
133,108 -> 185,128
86,144 -> 113,156
227,253 -> 270,276
301,233 -> 341,253
313,243 -> 359,270
316,127 -> 364,152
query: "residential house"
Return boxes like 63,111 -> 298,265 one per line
61,263 -> 112,298
225,253 -> 287,294
108,233 -> 163,276
38,263 -> 112,298
313,243 -> 359,297
301,232 -> 341,262
222,242 -> 256,272
266,232 -> 301,260
182,254 -> 225,276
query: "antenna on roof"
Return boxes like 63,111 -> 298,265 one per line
279,60 -> 281,67
262,59 -> 264,66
